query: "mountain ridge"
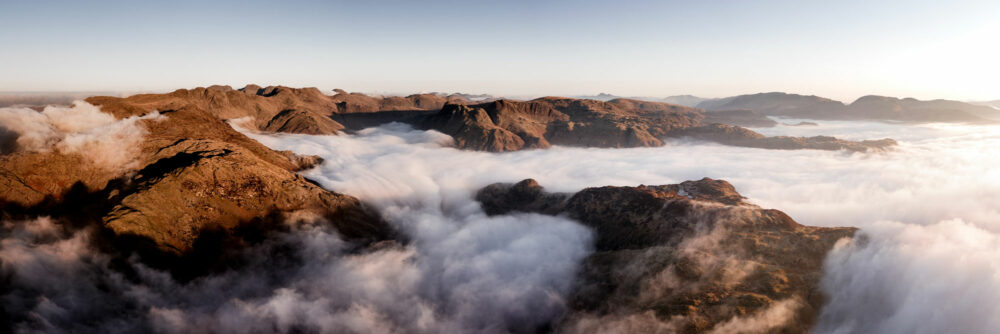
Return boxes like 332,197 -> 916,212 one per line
78,85 -> 895,153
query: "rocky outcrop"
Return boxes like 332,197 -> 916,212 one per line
419,103 -> 534,151
476,178 -> 856,333
262,108 -> 345,134
101,137 -> 388,254
0,104 -> 393,254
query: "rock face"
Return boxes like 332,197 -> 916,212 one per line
476,178 -> 856,333
0,104 -> 393,254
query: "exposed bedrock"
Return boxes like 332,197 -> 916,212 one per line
477,178 -> 856,333
1,104 -> 395,259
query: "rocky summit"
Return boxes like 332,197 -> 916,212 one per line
477,178 -> 855,333
0,100 -> 394,255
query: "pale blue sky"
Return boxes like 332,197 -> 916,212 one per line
0,0 -> 997,101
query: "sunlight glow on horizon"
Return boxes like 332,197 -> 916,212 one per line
0,0 -> 997,102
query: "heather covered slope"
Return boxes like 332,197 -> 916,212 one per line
477,178 -> 855,333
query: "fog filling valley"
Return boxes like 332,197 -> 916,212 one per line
4,103 -> 1000,333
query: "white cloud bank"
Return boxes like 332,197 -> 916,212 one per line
242,119 -> 1000,333
0,102 -> 164,171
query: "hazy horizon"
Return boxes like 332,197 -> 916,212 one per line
0,87 -> 996,106
1,0 -> 997,102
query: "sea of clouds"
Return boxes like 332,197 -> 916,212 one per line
241,119 -> 1000,334
3,107 -> 1000,333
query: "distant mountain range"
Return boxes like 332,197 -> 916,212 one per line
7,89 -> 997,124
696,92 -> 1000,123
575,92 -> 1000,123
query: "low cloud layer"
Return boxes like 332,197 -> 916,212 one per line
0,102 -> 164,171
4,117 -> 1000,333
815,219 -> 1000,333
244,120 -> 1000,333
